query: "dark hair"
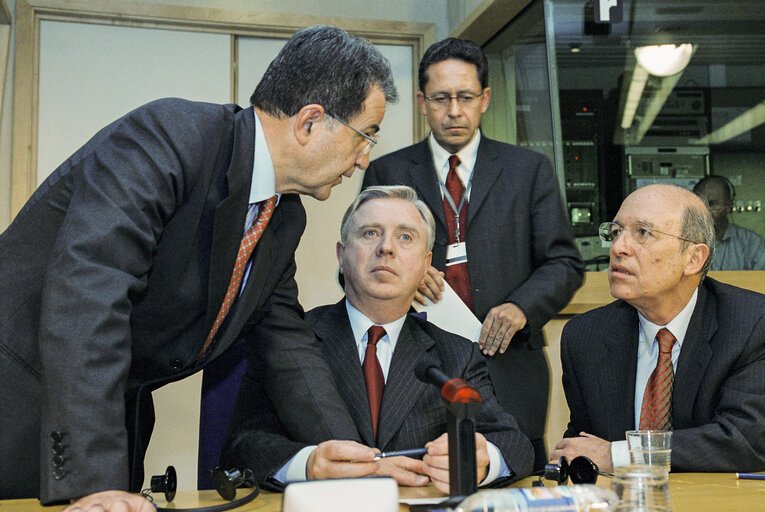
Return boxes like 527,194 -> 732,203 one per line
251,25 -> 398,121
418,37 -> 488,92
693,175 -> 736,201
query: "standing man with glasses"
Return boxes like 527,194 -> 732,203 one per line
363,37 -> 584,471
0,25 -> 396,511
551,184 -> 765,473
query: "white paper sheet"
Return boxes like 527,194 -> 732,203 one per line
412,280 -> 483,343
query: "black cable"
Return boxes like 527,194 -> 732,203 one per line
154,485 -> 260,512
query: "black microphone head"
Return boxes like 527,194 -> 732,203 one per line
414,358 -> 438,384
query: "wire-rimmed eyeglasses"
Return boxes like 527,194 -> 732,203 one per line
325,111 -> 378,156
423,91 -> 484,109
599,221 -> 700,245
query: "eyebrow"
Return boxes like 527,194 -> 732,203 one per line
357,222 -> 421,235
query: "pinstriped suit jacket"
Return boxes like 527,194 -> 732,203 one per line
222,299 -> 534,488
561,278 -> 765,472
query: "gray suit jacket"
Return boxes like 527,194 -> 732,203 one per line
363,137 -> 584,441
222,300 -> 534,488
561,278 -> 765,471
0,99 -> 357,502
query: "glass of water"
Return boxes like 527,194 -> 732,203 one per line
611,464 -> 672,512
626,430 -> 672,476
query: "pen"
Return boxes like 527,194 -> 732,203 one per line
374,447 -> 428,459
737,473 -> 765,480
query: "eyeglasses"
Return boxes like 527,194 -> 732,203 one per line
423,92 -> 484,109
325,111 -> 378,156
599,221 -> 700,245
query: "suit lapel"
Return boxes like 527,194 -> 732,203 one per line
206,107 -> 256,335
598,303 -> 640,436
673,285 -> 715,426
467,139 -> 502,229
313,301 -> 376,445
377,316 -> 433,450
406,140 -> 447,231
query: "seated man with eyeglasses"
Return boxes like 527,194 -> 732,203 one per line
550,184 -> 765,474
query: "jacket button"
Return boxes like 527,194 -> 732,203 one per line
169,359 -> 183,370
52,469 -> 67,480
50,431 -> 65,442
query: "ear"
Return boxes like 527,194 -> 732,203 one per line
416,91 -> 428,116
424,251 -> 433,269
294,104 -> 325,146
480,87 -> 492,113
336,240 -> 345,273
684,243 -> 710,276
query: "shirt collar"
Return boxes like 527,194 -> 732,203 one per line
250,109 -> 279,204
345,299 -> 406,351
429,129 -> 481,185
637,287 -> 699,351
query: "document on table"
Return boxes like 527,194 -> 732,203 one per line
412,280 -> 483,343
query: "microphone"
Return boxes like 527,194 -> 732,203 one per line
414,358 -> 450,388
414,359 -> 482,404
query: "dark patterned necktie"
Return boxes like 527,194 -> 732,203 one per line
443,155 -> 474,311
639,328 -> 677,430
196,195 -> 277,362
363,325 -> 386,440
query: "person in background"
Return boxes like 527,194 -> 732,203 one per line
0,25 -> 396,511
693,175 -> 765,270
362,37 -> 583,471
552,184 -> 765,473
222,185 -> 534,493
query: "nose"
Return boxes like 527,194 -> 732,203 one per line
354,151 -> 371,171
609,229 -> 633,257
375,233 -> 395,256
447,97 -> 463,117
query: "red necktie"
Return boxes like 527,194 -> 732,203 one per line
443,155 -> 475,311
363,325 -> 386,440
196,195 -> 277,362
639,328 -> 677,430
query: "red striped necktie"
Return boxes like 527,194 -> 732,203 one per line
196,195 -> 277,362
639,328 -> 677,430
442,154 -> 474,312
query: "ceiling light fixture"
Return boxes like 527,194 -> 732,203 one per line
634,43 -> 694,77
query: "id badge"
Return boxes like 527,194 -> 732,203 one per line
445,242 -> 468,266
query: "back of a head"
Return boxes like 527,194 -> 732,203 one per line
418,37 -> 488,91
251,25 -> 398,122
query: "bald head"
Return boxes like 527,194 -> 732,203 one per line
693,176 -> 734,232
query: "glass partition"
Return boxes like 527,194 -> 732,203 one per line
484,0 -> 765,271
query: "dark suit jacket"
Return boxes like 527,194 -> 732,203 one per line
561,278 -> 765,472
222,300 -> 534,488
0,99 -> 357,502
362,137 -> 584,441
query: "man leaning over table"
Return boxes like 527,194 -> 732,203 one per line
0,25 -> 397,511
551,184 -> 765,473
222,185 -> 534,493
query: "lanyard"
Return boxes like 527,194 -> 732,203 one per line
438,171 -> 473,243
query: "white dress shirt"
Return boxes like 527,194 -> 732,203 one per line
611,288 -> 699,467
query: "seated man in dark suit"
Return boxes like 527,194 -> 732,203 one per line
551,184 -> 765,473
222,185 -> 533,492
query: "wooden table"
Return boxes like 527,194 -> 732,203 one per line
2,473 -> 763,511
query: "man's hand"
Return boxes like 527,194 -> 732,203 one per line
550,432 -> 614,474
479,302 -> 527,356
62,490 -> 155,512
414,266 -> 445,305
306,440 -> 379,480
421,433 -> 490,493
374,456 -> 429,487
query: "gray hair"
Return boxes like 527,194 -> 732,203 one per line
250,26 -> 398,121
681,195 -> 716,281
340,185 -> 436,251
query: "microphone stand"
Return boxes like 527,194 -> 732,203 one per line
439,379 -> 482,498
